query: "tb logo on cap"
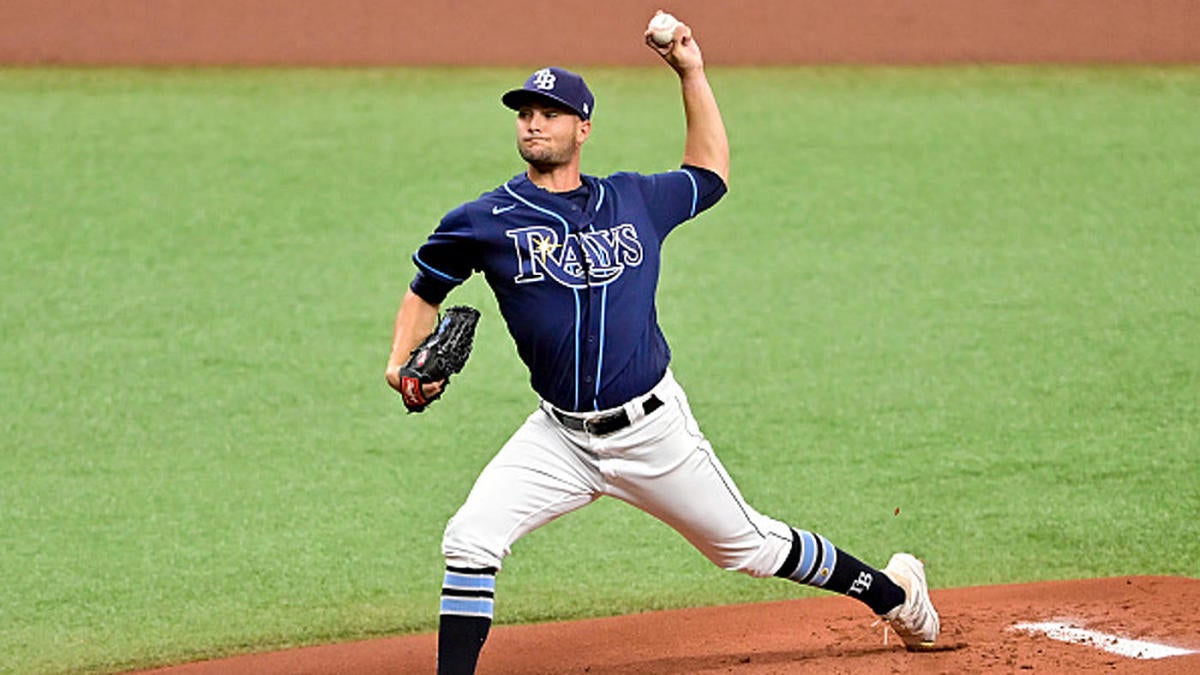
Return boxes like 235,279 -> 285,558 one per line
532,68 -> 557,90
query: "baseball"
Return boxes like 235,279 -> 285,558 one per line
648,12 -> 680,47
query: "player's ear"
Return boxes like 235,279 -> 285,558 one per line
577,119 -> 592,144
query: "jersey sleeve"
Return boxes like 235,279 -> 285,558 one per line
682,165 -> 728,213
630,165 -> 728,237
408,204 -> 478,305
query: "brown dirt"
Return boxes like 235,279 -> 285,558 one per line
3,0 -> 1199,66
132,576 -> 1200,674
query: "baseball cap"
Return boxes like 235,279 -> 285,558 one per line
501,67 -> 595,120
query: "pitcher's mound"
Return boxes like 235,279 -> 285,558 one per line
134,576 -> 1200,674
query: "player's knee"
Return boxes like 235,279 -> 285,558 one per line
441,515 -> 506,570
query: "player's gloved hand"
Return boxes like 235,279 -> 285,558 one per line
390,305 -> 481,413
386,367 -> 445,409
397,369 -> 448,413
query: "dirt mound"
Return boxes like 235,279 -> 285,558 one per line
133,576 -> 1199,674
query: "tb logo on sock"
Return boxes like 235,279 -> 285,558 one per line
849,571 -> 873,595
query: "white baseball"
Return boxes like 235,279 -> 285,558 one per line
648,12 -> 680,47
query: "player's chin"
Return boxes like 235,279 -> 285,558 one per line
518,145 -> 565,167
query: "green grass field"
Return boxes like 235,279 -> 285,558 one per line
1,66 -> 1198,674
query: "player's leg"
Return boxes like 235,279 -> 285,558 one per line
437,410 -> 602,675
436,566 -> 494,675
771,529 -> 939,648
609,429 -> 906,612
601,373 -> 935,643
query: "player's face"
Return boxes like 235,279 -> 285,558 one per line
515,103 -> 590,168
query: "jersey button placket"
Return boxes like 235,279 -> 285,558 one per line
577,229 -> 603,410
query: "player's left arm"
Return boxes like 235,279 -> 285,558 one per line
385,289 -> 443,397
387,204 -> 478,398
648,19 -> 730,185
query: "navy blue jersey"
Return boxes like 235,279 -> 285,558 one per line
410,166 -> 726,412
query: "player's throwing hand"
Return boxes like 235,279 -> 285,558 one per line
645,11 -> 703,73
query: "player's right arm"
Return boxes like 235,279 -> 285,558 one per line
648,19 -> 730,185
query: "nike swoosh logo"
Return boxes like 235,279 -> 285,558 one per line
492,204 -> 516,215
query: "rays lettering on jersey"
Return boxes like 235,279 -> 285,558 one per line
507,224 -> 644,289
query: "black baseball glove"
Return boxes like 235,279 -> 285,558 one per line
398,305 -> 481,413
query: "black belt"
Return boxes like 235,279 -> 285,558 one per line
549,394 -> 664,436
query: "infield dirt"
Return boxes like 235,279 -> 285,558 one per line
132,576 -> 1199,674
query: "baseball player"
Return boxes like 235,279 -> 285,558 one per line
385,16 -> 939,675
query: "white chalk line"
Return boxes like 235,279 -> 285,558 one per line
1012,620 -> 1198,660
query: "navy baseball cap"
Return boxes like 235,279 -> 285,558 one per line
502,67 -> 595,120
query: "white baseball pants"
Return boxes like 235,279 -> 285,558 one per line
442,370 -> 795,578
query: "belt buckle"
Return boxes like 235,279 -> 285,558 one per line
553,407 -> 596,434
589,409 -> 628,435
582,413 -> 610,435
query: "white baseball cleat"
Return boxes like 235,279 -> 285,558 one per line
880,553 -> 940,650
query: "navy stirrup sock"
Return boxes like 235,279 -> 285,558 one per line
437,566 -> 497,675
774,529 -> 905,615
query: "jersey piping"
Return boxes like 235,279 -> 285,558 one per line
678,168 -> 699,218
502,180 -> 587,410
414,251 -> 467,283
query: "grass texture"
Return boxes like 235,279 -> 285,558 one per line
1,66 -> 1198,673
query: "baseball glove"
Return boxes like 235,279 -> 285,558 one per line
398,305 -> 481,413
